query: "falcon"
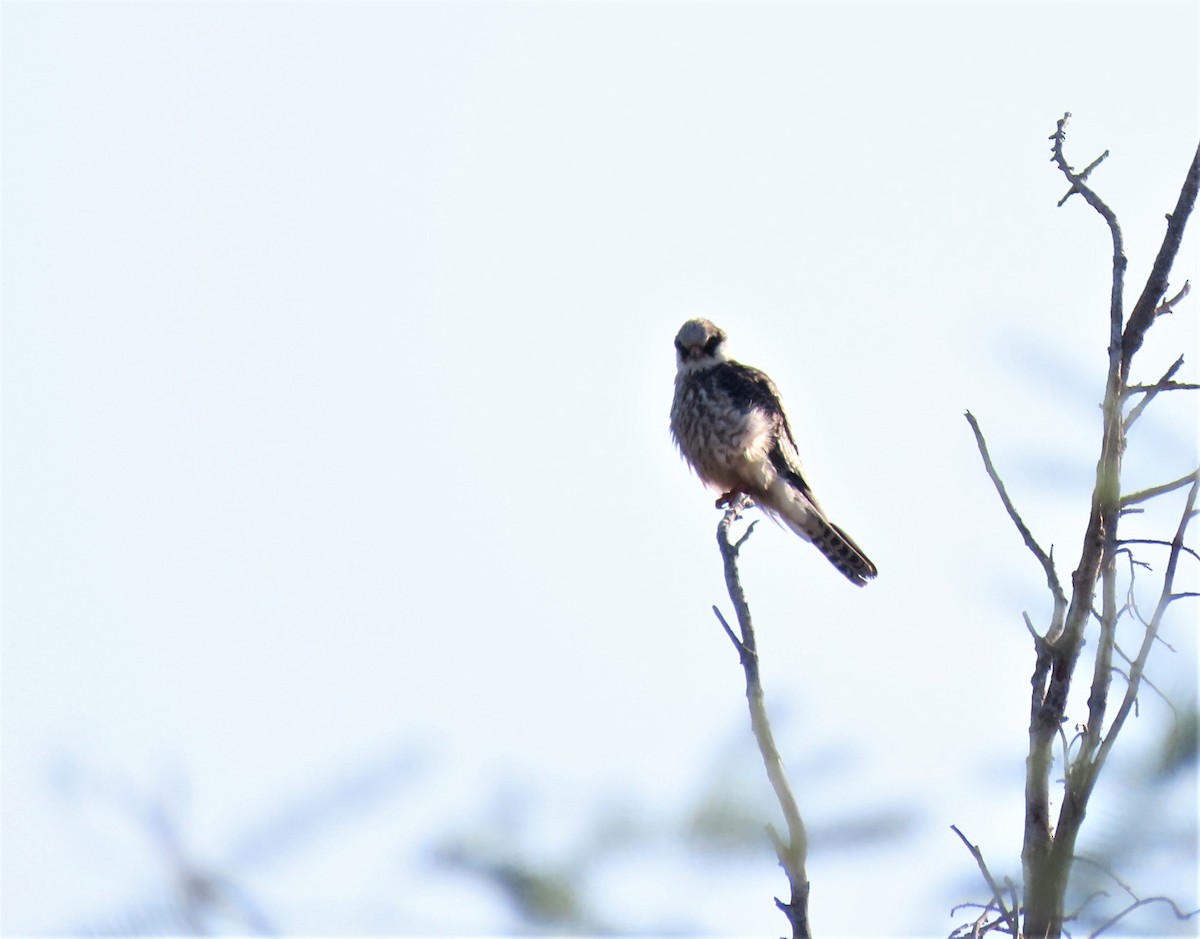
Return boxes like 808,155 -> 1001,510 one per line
670,318 -> 877,586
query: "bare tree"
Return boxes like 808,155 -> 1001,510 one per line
956,115 -> 1200,939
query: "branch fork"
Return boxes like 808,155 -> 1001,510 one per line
713,508 -> 811,939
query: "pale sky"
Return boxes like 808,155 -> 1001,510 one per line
3,1 -> 1198,935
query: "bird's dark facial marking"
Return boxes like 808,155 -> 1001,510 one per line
703,334 -> 723,356
674,339 -> 686,357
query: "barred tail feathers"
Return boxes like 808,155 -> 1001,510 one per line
766,492 -> 878,587
812,518 -> 878,587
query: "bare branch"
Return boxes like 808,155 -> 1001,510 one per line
1021,611 -> 1043,644
1107,652 -> 1177,717
1064,889 -> 1110,924
1094,476 -> 1200,776
1117,536 -> 1200,565
950,905 -> 1016,939
1050,113 -> 1126,359
1122,141 -> 1200,368
965,411 -> 1068,638
1154,280 -> 1190,316
1089,896 -> 1200,938
1124,356 -> 1186,429
1056,722 -> 1077,777
951,825 -> 1020,937
1124,381 -> 1200,395
733,518 -> 759,550
1057,150 -> 1110,207
712,605 -> 748,658
1071,854 -> 1136,899
951,901 -> 994,918
715,509 -> 811,939
1066,854 -> 1198,939
1121,467 -> 1200,506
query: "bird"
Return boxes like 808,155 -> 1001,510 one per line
670,317 -> 877,586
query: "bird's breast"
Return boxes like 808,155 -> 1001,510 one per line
671,376 -> 777,493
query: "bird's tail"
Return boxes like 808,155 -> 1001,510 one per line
808,517 -> 878,587
771,499 -> 878,587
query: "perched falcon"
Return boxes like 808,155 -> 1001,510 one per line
670,318 -> 877,586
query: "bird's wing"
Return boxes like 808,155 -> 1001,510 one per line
712,361 -> 818,504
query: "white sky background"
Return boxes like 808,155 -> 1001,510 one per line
2,1 -> 1198,935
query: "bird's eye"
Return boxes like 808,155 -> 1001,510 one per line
703,335 -> 722,355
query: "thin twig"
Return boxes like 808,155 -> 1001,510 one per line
1117,537 -> 1200,564
1021,612 -> 1042,643
1125,381 -> 1200,395
1064,889 -> 1110,924
1057,149 -> 1110,206
1154,280 -> 1190,316
1107,653 -> 1177,717
1089,896 -> 1200,938
1072,855 -> 1139,902
950,825 -> 1020,937
965,411 -> 1068,638
949,904 -> 1015,939
1050,112 -> 1126,362
1124,356 -> 1186,430
1121,467 -> 1200,506
1056,722 -> 1076,776
712,606 -> 747,658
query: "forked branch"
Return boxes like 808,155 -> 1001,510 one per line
1124,356 -> 1187,430
1051,112 -> 1126,359
714,504 -> 811,939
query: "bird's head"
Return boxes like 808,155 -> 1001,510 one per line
674,318 -> 728,371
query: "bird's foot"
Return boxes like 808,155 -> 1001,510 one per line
715,491 -> 754,510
